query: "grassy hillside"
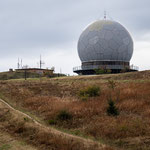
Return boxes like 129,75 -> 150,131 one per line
0,71 -> 40,80
0,71 -> 66,80
0,100 -> 38,150
0,70 -> 150,150
0,130 -> 37,150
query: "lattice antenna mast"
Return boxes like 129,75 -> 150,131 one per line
40,55 -> 45,69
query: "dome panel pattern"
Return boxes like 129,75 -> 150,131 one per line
78,20 -> 133,62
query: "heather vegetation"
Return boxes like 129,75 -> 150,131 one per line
0,70 -> 150,149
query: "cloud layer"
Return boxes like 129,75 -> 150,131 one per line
0,0 -> 150,74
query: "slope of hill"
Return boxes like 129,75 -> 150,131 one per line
0,70 -> 150,150
0,131 -> 37,150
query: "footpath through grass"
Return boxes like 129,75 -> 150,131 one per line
0,71 -> 150,150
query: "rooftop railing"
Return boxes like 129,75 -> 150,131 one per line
73,65 -> 139,72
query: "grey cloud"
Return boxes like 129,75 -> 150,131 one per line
0,0 -> 150,73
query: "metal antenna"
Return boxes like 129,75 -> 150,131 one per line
21,59 -> 22,68
40,55 -> 45,69
40,55 -> 41,69
104,10 -> 107,19
17,58 -> 20,69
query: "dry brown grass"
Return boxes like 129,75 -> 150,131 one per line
0,101 -> 109,150
0,131 -> 37,150
0,71 -> 150,149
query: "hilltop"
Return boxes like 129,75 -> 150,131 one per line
0,70 -> 150,150
0,70 -> 66,80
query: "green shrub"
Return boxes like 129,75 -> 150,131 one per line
23,117 -> 29,122
107,69 -> 112,74
95,68 -> 112,74
79,86 -> 100,100
95,69 -> 105,74
107,99 -> 119,116
48,119 -> 57,125
57,110 -> 72,121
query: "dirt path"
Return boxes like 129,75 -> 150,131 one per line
0,98 -> 110,150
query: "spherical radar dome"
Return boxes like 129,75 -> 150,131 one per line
78,20 -> 133,63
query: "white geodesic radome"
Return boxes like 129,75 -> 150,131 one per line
77,20 -> 133,63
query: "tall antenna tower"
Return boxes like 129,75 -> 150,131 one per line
40,55 -> 45,69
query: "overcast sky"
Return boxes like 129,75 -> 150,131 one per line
0,0 -> 150,74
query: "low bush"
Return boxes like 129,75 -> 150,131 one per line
95,68 -> 111,74
56,110 -> 72,121
79,86 -> 100,100
24,117 -> 29,122
48,119 -> 57,125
